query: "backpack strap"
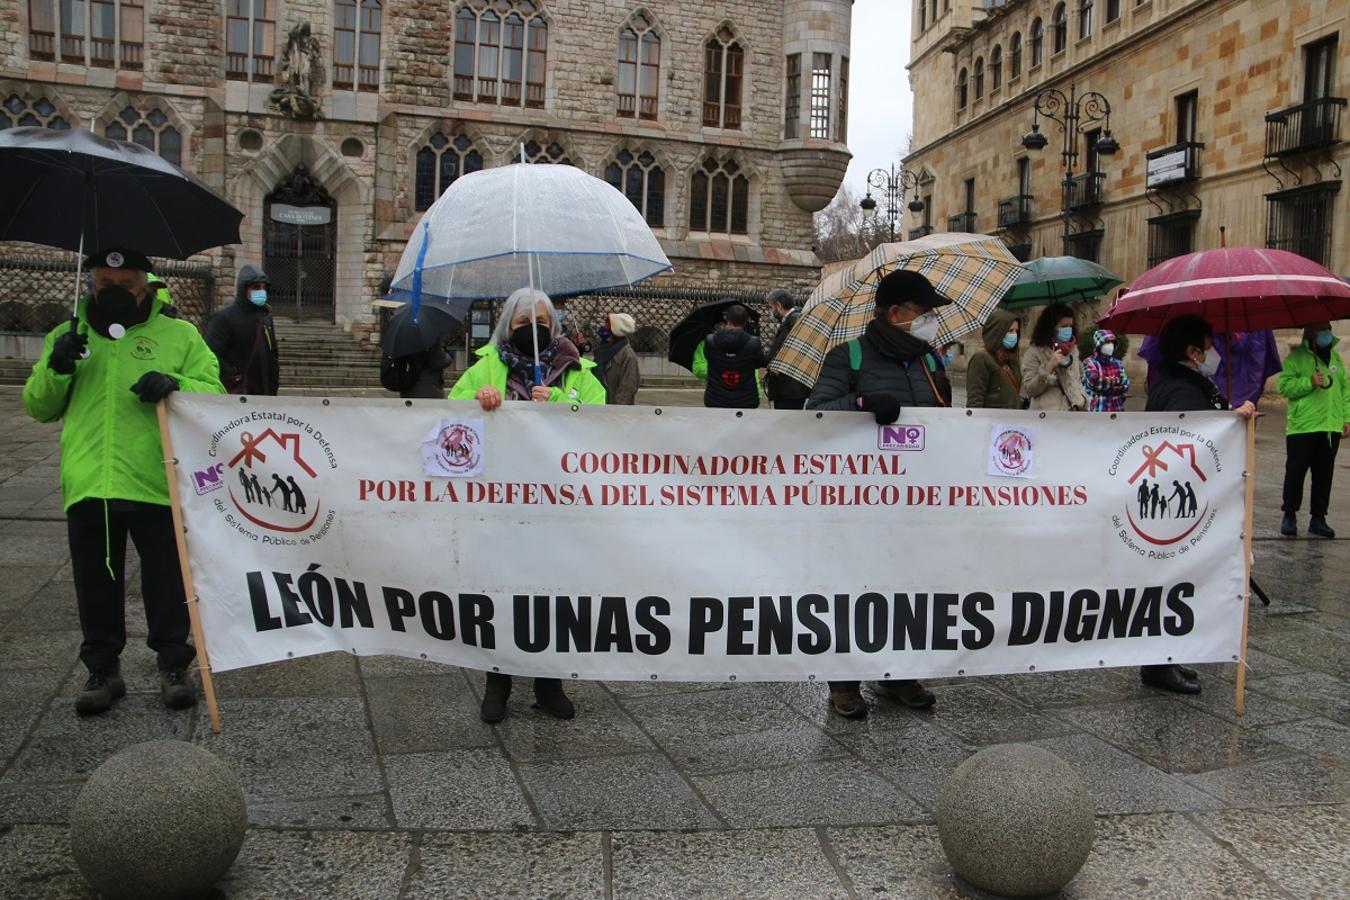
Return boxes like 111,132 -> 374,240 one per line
846,339 -> 862,393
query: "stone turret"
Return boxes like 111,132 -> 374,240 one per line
776,0 -> 853,213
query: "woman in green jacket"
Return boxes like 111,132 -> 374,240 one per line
449,287 -> 605,723
1277,323 -> 1350,538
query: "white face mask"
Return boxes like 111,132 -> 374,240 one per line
1195,347 -> 1220,378
1100,342 -> 1115,357
905,311 -> 941,344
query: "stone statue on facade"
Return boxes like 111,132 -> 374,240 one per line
269,22 -> 324,120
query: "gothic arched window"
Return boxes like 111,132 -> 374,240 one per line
104,106 -> 181,166
0,94 -> 71,130
453,1 -> 547,108
605,150 -> 664,227
617,12 -> 659,120
334,0 -> 381,91
414,131 -> 483,211
689,157 -> 749,235
703,25 -> 744,129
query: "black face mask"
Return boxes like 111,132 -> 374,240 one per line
510,323 -> 552,356
87,285 -> 147,339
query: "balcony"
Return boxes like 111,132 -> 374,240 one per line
1145,141 -> 1204,188
908,225 -> 934,240
1064,172 -> 1105,210
947,212 -> 977,232
997,194 -> 1032,227
1265,97 -> 1346,158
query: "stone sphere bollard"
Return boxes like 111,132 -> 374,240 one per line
937,744 -> 1094,898
71,740 -> 247,900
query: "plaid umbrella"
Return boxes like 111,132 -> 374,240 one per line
769,233 -> 1022,389
1000,256 -> 1123,309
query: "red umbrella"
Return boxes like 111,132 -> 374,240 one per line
1098,247 -> 1350,335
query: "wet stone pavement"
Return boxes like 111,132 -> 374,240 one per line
0,384 -> 1347,898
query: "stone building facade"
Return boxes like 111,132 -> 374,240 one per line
903,0 -> 1347,289
0,0 -> 853,334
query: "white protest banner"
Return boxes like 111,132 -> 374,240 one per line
165,396 -> 1248,682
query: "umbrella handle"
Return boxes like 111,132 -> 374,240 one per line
533,363 -> 543,387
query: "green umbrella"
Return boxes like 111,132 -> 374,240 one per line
999,256 -> 1123,309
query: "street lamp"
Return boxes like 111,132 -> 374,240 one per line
1020,82 -> 1118,255
859,164 -> 924,243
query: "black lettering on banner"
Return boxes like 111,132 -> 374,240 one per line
247,570 -> 283,632
460,594 -> 496,649
297,564 -> 336,627
689,597 -> 723,654
1043,591 -> 1066,645
596,596 -> 634,653
1129,585 -> 1164,637
1097,588 -> 1134,639
556,595 -> 592,653
931,593 -> 960,651
336,578 -> 374,629
1164,582 -> 1195,636
635,596 -> 672,654
1010,592 -> 1044,645
893,594 -> 927,650
1066,589 -> 1100,643
796,594 -> 830,654
419,591 -> 457,641
833,594 -> 851,653
514,594 -> 548,652
961,593 -> 994,649
854,592 -> 887,653
383,586 -> 416,631
726,596 -> 755,655
758,596 -> 794,655
273,571 -> 313,627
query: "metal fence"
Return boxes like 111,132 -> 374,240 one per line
0,254 -> 218,334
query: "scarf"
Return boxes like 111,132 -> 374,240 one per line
1159,361 -> 1228,410
498,337 -> 582,400
864,318 -> 933,362
593,336 -> 628,373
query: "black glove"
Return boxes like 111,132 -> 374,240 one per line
48,330 -> 88,375
130,371 -> 179,403
859,393 -> 901,425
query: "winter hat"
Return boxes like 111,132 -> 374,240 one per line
609,312 -> 636,337
1093,328 -> 1116,350
85,248 -> 153,272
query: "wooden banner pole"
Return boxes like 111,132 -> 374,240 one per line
156,399 -> 223,733
1235,413 -> 1257,717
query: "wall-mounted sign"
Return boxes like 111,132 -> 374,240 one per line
1147,150 -> 1189,188
270,203 -> 332,226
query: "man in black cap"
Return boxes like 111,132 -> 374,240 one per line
22,248 -> 225,715
806,268 -> 953,718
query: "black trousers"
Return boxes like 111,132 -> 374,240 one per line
773,398 -> 807,410
67,499 -> 195,674
1282,432 -> 1341,517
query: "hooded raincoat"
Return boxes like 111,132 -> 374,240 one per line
204,265 -> 280,395
965,309 -> 1022,409
1278,334 -> 1350,436
23,293 -> 225,510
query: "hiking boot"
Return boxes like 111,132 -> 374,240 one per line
75,668 -> 126,716
159,669 -> 197,710
877,679 -> 936,710
1280,513 -> 1297,536
829,685 -> 868,719
1309,516 -> 1336,539
532,678 -> 575,719
480,673 -> 512,723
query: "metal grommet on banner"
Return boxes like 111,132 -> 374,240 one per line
957,669 -> 965,676
815,413 -> 823,419
491,666 -> 500,672
238,396 -> 248,404
807,674 -> 816,681
419,653 -> 427,659
654,408 -> 663,416
1099,660 -> 1105,666
649,674 -> 658,680
1038,412 -> 1046,419
1028,665 -> 1036,671
323,399 -> 331,406
404,400 -> 412,407
571,404 -> 579,412
735,411 -> 743,418
728,675 -> 737,682
965,410 -> 972,416
1167,656 -> 1173,662
1178,413 -> 1186,419
570,672 -> 579,679
286,651 -> 293,658
884,672 -> 891,678
1109,413 -> 1117,420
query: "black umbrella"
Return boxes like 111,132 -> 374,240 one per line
667,299 -> 761,371
380,299 -> 468,358
0,127 -> 244,328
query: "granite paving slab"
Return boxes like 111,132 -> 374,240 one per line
404,831 -> 604,900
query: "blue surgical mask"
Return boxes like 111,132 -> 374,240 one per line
597,326 -> 612,342
1316,330 -> 1335,349
249,289 -> 268,307
1056,326 -> 1074,343
942,350 -> 955,367
1001,332 -> 1019,351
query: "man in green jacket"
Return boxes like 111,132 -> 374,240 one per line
1278,323 -> 1350,538
23,248 -> 225,715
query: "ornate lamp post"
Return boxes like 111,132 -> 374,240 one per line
1021,83 -> 1119,255
859,164 -> 925,243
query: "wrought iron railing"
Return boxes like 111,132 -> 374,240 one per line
1264,97 -> 1346,157
908,225 -> 934,240
997,194 -> 1033,227
1264,182 -> 1340,267
947,212 -> 977,232
1064,172 -> 1105,209
1145,141 -> 1203,187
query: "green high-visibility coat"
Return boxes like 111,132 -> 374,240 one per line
23,293 -> 225,510
449,343 -> 607,405
1277,336 -> 1350,436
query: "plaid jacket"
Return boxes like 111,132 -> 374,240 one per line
1082,353 -> 1130,412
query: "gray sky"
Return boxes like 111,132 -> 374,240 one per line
843,0 -> 914,199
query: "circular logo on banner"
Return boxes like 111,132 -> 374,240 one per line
221,424 -> 335,542
428,422 -> 483,475
991,427 -> 1033,477
1110,427 -> 1221,556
